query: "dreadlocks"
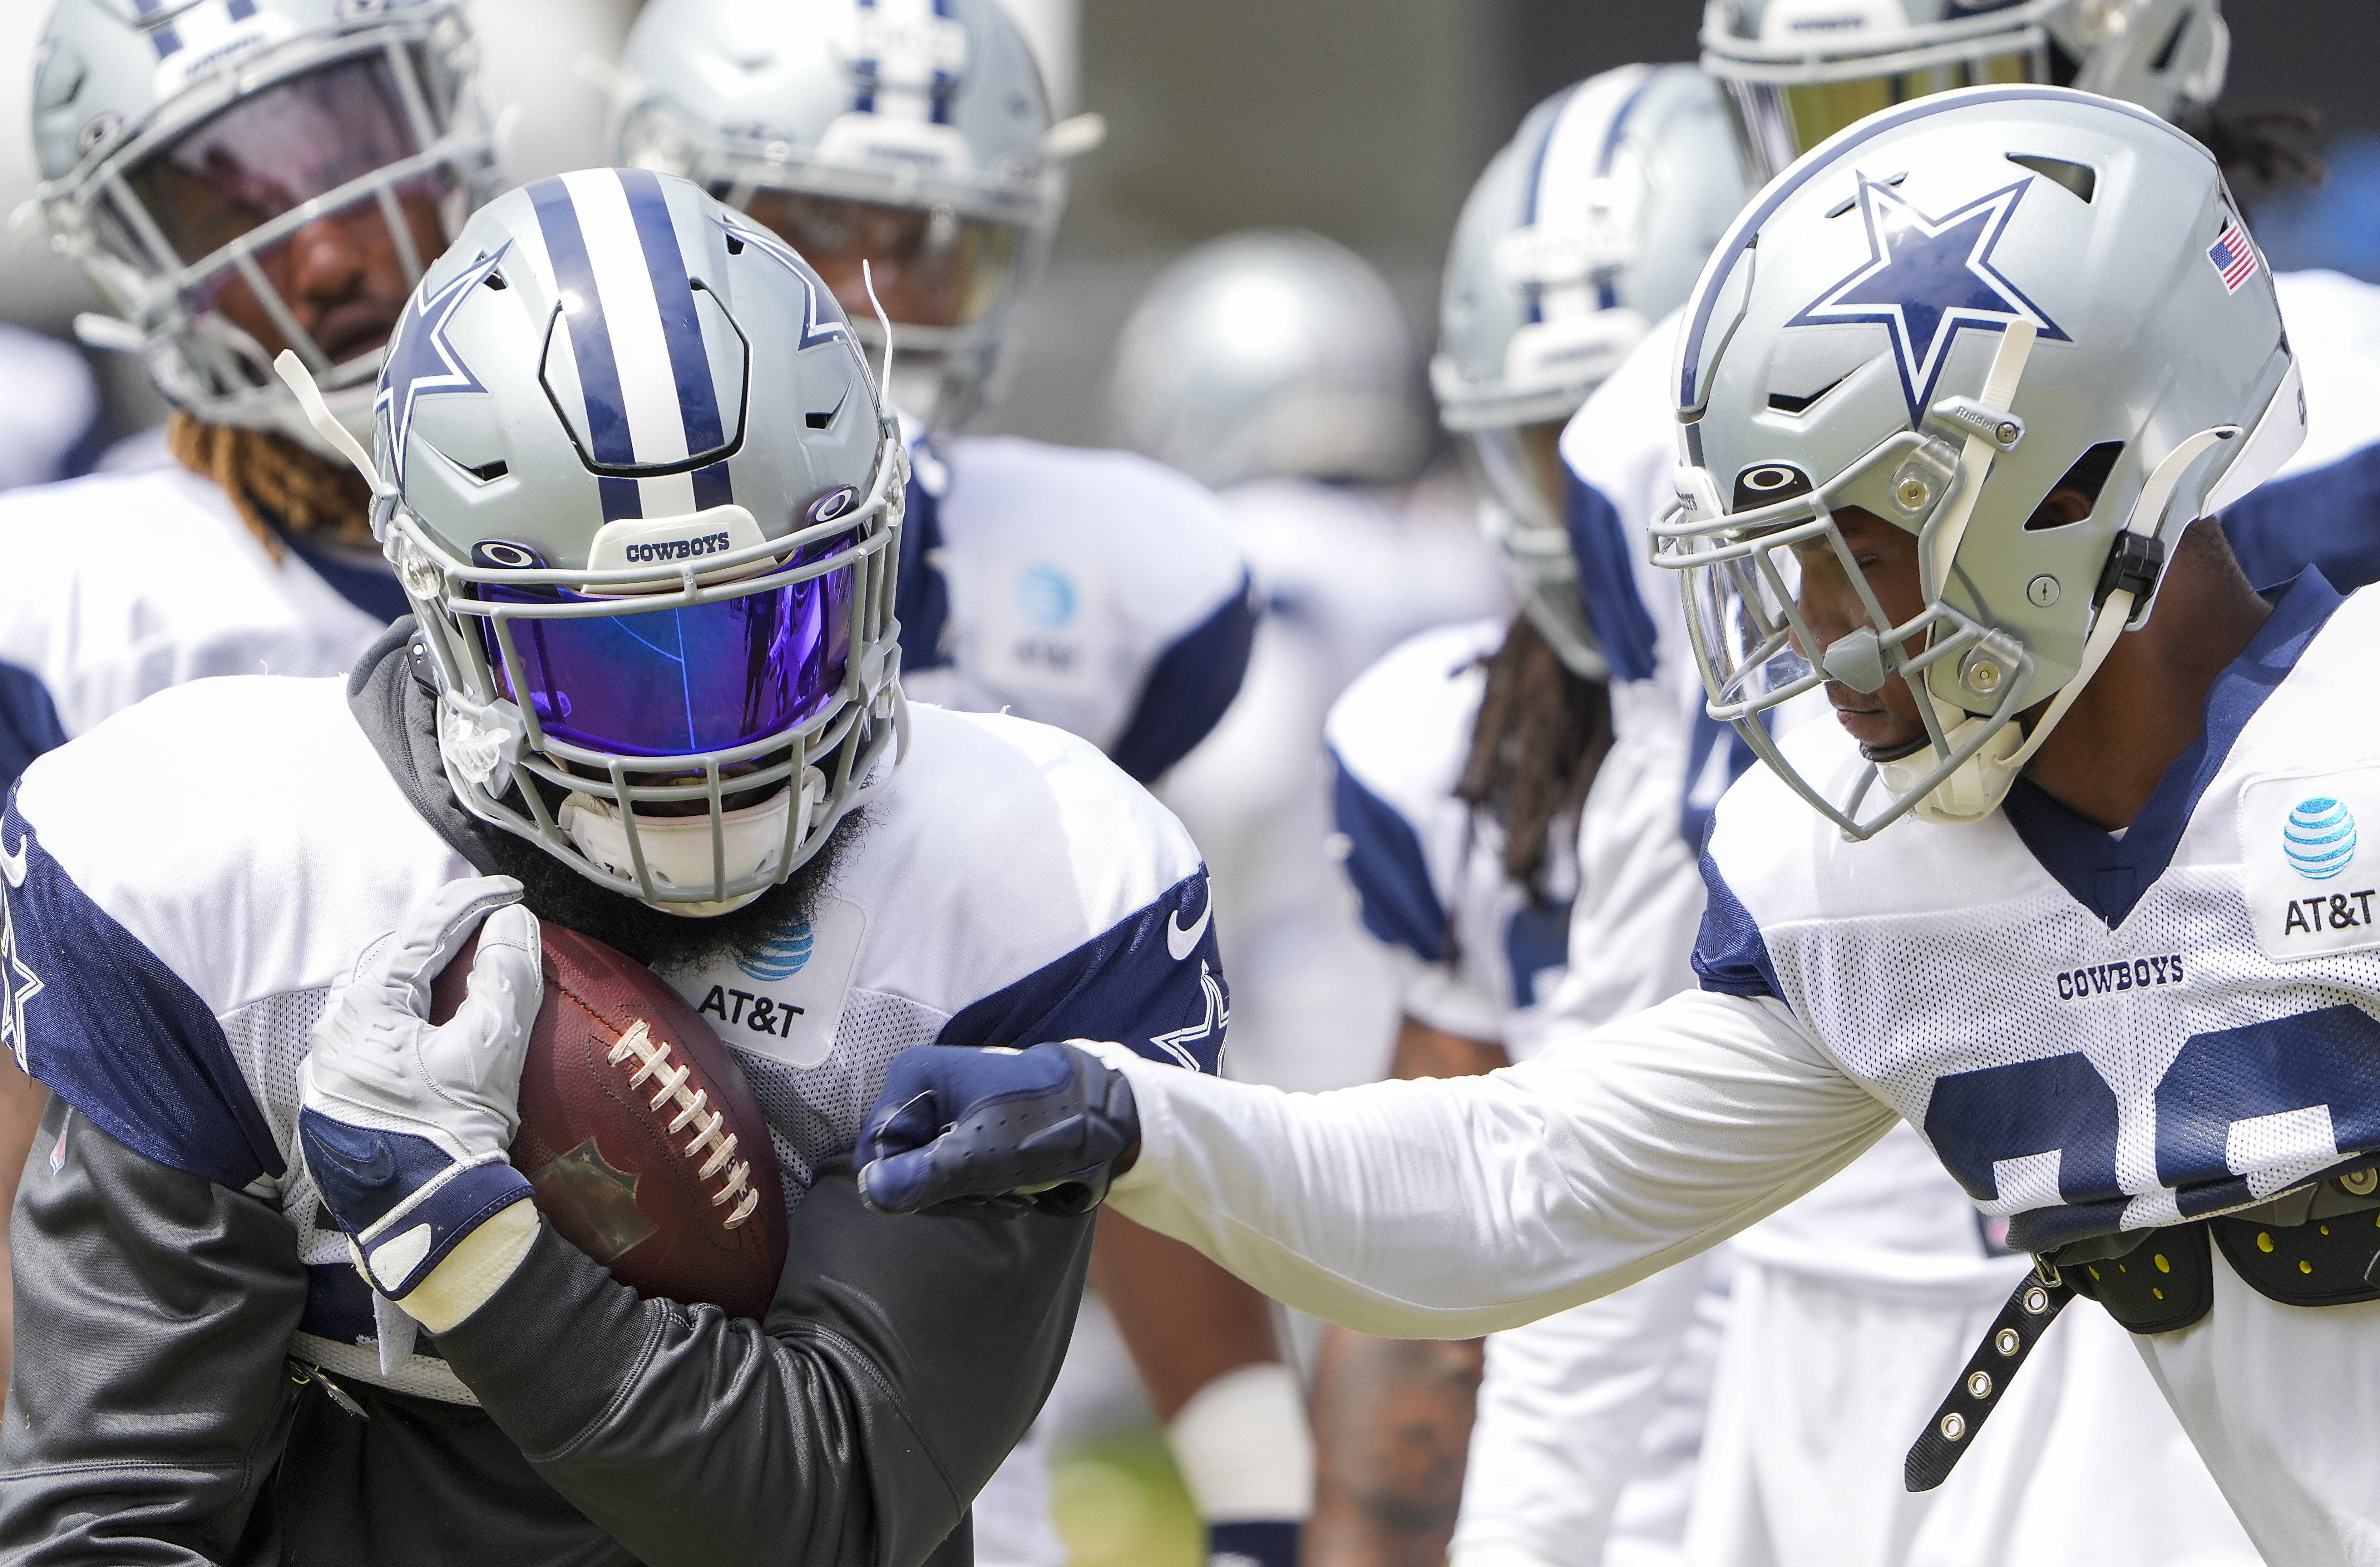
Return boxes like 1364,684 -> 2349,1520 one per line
2186,103 -> 2326,206
167,411 -> 377,562
1455,613 -> 1611,898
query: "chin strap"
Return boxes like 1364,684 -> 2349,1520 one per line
1903,421 -> 2242,825
274,350 -> 394,501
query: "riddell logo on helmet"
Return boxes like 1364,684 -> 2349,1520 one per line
622,533 -> 733,564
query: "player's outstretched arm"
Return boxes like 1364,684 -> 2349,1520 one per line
862,990 -> 1901,1338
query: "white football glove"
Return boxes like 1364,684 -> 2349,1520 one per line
298,875 -> 542,1301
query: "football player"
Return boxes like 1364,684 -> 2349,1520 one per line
606,6 -> 1261,1563
856,86 -> 2380,1566
1313,64 -> 1752,1567
1,0 -> 497,795
0,171 -> 1229,1564
1529,3 -> 2302,1559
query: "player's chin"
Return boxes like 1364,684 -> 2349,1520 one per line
1828,695 -> 1926,753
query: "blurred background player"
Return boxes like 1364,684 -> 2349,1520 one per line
1110,228 -> 1507,1099
0,0 -> 509,1386
608,4 -> 1270,1563
1312,65 -> 1752,1567
3,0 -> 502,791
1511,3 -> 2269,1561
1098,225 -> 1507,1566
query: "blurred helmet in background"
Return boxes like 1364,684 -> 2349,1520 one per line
614,0 -> 1087,434
30,0 -> 501,449
368,170 -> 906,914
1435,64 -> 1754,679
1702,0 -> 2228,178
1108,229 -> 1427,492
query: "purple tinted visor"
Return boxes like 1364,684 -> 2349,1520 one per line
478,558 -> 855,758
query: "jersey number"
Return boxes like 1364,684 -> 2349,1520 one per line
1925,1005 -> 2380,1220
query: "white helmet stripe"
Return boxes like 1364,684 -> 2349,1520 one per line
1527,64 -> 1655,322
528,171 -> 744,521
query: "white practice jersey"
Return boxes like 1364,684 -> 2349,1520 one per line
0,635 -> 1226,1409
1091,569 -> 2380,1564
2222,269 -> 2380,593
894,430 -> 1256,784
0,464 -> 396,796
1325,619 -> 1574,1058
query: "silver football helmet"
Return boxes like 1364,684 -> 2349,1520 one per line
612,0 -> 1082,434
1703,0 -> 2228,178
287,169 -> 905,914
1436,64 -> 1755,681
29,0 -> 502,450
1652,86 -> 2302,840
1109,230 -> 1426,491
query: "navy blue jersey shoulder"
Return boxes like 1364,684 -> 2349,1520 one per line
936,870 -> 1227,1074
2003,567 -> 2343,928
1504,899 -> 1572,1009
1107,572 -> 1258,784
1690,846 -> 1781,1000
1328,748 -> 1448,964
0,661 -> 68,799
1565,472 -> 1659,684
0,800 -> 281,1189
2222,443 -> 2380,595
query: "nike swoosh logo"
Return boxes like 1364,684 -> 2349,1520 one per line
0,832 -> 25,890
321,1137 -> 398,1188
1165,897 -> 1213,962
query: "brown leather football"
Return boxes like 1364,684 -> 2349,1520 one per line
431,922 -> 786,1321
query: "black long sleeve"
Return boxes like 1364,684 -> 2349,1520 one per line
0,1097 -> 306,1566
435,1158 -> 1093,1567
0,1103 -> 1088,1567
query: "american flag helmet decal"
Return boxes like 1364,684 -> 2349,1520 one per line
2209,221 -> 2258,294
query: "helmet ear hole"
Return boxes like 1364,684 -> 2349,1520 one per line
2024,441 -> 2125,531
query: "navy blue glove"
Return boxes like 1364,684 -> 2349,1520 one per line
857,1043 -> 1139,1218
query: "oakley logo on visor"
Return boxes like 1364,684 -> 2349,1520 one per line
808,486 -> 859,523
1732,463 -> 1814,511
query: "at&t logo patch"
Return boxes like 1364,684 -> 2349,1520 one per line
2242,773 -> 2380,962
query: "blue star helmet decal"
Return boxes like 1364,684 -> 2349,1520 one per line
1787,176 -> 2068,424
376,244 -> 510,489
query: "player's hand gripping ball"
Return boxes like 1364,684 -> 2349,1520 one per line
426,917 -> 789,1322
298,877 -> 545,1301
857,1042 -> 1140,1217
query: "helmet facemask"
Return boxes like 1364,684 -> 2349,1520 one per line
390,444 -> 909,917
37,2 -> 499,452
